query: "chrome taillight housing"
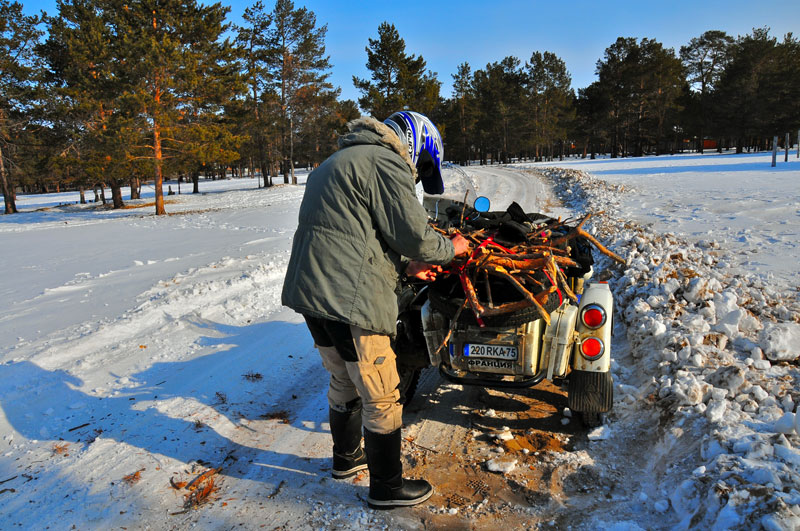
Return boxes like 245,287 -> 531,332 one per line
580,337 -> 605,360
580,304 -> 607,329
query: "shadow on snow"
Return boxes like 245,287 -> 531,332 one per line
0,320 -> 329,486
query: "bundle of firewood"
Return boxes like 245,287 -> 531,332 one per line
434,213 -> 624,326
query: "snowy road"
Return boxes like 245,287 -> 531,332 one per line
444,164 -> 563,215
1,153 -> 799,529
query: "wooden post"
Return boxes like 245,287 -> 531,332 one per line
772,135 -> 777,167
786,132 -> 790,162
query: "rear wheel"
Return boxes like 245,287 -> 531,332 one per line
397,364 -> 421,405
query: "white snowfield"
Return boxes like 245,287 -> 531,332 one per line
1,149 -> 799,529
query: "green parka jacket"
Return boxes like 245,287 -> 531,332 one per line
281,117 -> 454,336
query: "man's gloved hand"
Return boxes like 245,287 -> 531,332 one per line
450,233 -> 471,257
406,261 -> 443,282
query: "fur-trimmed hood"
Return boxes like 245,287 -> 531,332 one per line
338,116 -> 417,179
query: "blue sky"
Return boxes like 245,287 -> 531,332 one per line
22,0 -> 800,104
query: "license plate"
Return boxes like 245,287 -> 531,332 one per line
464,343 -> 518,360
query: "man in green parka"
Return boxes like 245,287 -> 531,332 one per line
282,111 -> 469,509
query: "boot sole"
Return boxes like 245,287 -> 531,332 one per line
332,463 -> 368,479
366,488 -> 433,509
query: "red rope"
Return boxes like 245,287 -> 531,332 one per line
542,269 -> 563,307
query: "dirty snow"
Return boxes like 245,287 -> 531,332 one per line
1,148 -> 799,529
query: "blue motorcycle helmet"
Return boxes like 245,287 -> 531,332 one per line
383,111 -> 445,195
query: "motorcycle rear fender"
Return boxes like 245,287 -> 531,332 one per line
572,282 -> 613,373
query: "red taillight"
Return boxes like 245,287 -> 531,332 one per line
581,305 -> 606,329
580,337 -> 604,359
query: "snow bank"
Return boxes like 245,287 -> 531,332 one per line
543,166 -> 800,529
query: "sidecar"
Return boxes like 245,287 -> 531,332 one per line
394,197 -> 614,427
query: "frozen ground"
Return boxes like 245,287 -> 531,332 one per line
0,149 -> 799,529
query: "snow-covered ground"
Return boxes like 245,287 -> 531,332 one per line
1,149 -> 799,529
523,151 -> 800,284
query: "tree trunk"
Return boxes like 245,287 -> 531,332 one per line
697,125 -> 704,154
153,120 -> 167,216
785,132 -> 790,162
130,177 -> 141,200
611,129 -> 618,159
99,184 -> 107,204
111,182 -> 124,209
250,77 -> 266,188
248,157 -> 256,186
261,160 -> 271,187
153,120 -> 166,215
290,115 -> 296,185
0,144 -> 18,214
79,187 -> 86,204
192,171 -> 199,193
623,130 -> 629,158
771,135 -> 778,167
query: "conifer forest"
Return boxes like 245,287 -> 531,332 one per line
1,0 -> 799,214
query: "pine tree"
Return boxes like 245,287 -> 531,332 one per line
236,0 -> 276,187
114,0 -> 243,214
680,30 -> 733,152
713,29 -> 767,152
264,0 -> 331,184
638,40 -> 684,155
574,82 -> 608,158
713,28 -> 800,153
773,34 -> 800,138
471,57 -> 525,164
353,22 -> 441,119
292,85 -> 346,167
0,0 -> 44,213
525,51 -> 574,161
595,37 -> 640,157
449,62 -> 475,165
595,37 -> 684,156
42,0 -> 132,209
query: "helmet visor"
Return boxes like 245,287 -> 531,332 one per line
416,149 -> 444,195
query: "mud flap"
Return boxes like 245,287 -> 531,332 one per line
568,370 -> 613,413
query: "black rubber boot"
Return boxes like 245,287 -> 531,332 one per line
363,428 -> 433,509
329,406 -> 368,479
